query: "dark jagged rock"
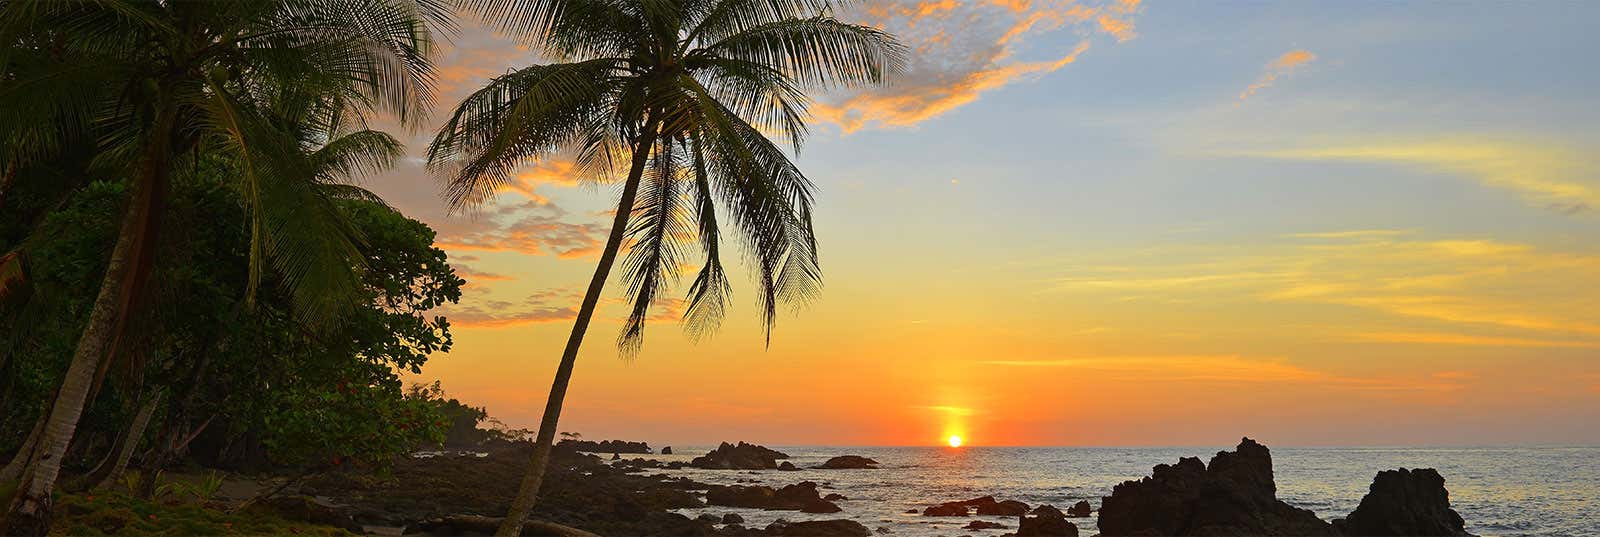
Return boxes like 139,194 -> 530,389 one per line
558,439 -> 652,454
923,496 -> 1029,517
662,446 -> 673,455
823,493 -> 847,502
698,513 -> 724,523
706,481 -> 840,513
923,502 -> 969,516
765,519 -> 872,537
964,520 -> 1008,530
612,452 -> 621,460
816,455 -> 880,469
1333,468 -> 1472,536
1065,500 -> 1091,518
723,513 -> 745,525
1017,505 -> 1078,537
977,499 -> 1029,516
692,442 -> 791,470
778,461 -> 799,471
1097,437 -> 1334,536
708,485 -> 777,508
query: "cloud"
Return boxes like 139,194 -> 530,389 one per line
980,355 -> 1465,393
1239,49 -> 1316,101
1246,139 -> 1600,214
913,405 -> 976,416
1048,231 -> 1600,342
441,288 -> 582,329
451,263 -> 515,288
818,0 -> 1141,132
1353,331 -> 1600,348
435,198 -> 608,258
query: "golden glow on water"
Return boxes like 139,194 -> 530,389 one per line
947,435 -> 963,448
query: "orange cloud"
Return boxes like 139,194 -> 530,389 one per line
981,355 -> 1467,395
441,288 -> 582,329
823,0 -> 1140,132
435,199 -> 607,258
1239,49 -> 1317,101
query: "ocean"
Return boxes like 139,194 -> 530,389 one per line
639,444 -> 1599,536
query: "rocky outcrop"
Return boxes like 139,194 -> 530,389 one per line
661,446 -> 673,455
1097,437 -> 1335,536
691,442 -> 791,470
816,455 -> 880,469
922,495 -> 1029,517
764,519 -> 872,536
1333,468 -> 1471,536
778,461 -> 799,471
706,481 -> 841,513
557,439 -> 652,454
1066,500 -> 1091,517
965,520 -> 1008,530
722,513 -> 745,524
1018,504 -> 1079,537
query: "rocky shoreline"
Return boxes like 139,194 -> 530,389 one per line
252,438 -> 1471,537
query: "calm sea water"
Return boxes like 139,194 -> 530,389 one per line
638,445 -> 1598,537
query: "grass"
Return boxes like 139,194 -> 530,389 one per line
2,479 -> 353,536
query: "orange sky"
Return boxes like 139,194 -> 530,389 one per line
369,1 -> 1600,447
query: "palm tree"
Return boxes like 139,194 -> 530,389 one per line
0,1 -> 440,533
428,1 -> 904,533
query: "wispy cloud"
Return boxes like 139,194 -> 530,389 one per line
980,355 -> 1465,393
1047,232 -> 1600,343
1246,140 -> 1600,214
818,0 -> 1141,132
441,288 -> 582,329
435,198 -> 608,258
1239,49 -> 1316,102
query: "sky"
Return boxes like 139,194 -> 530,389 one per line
366,0 -> 1600,447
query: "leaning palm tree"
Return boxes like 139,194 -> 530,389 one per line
429,1 -> 904,533
0,1 -> 440,533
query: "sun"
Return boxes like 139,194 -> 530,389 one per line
947,435 -> 963,448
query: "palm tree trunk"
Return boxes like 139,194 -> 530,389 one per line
0,415 -> 46,483
2,108 -> 173,535
88,391 -> 162,491
496,119 -> 661,537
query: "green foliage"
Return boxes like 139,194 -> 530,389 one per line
51,490 -> 352,536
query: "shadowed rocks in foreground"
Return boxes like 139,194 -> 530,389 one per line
706,481 -> 842,513
1097,437 -> 1472,537
691,441 -> 791,470
1333,468 -> 1471,536
816,455 -> 879,469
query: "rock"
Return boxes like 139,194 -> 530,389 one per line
776,482 -> 843,513
778,461 -> 799,471
875,526 -> 892,534
691,442 -> 791,470
1096,437 -> 1334,536
923,502 -> 968,516
698,513 -> 722,523
964,520 -> 1008,530
1018,505 -> 1079,537
708,485 -> 778,508
904,508 -> 919,514
611,452 -> 621,460
661,446 -> 673,455
556,439 -> 652,454
722,513 -> 745,524
1332,468 -> 1472,536
1066,500 -> 1091,518
977,499 -> 1029,516
766,520 -> 872,537
816,455 -> 880,469
707,481 -> 840,513
923,496 -> 1028,517
823,493 -> 847,502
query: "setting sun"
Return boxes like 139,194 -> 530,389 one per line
947,435 -> 963,448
